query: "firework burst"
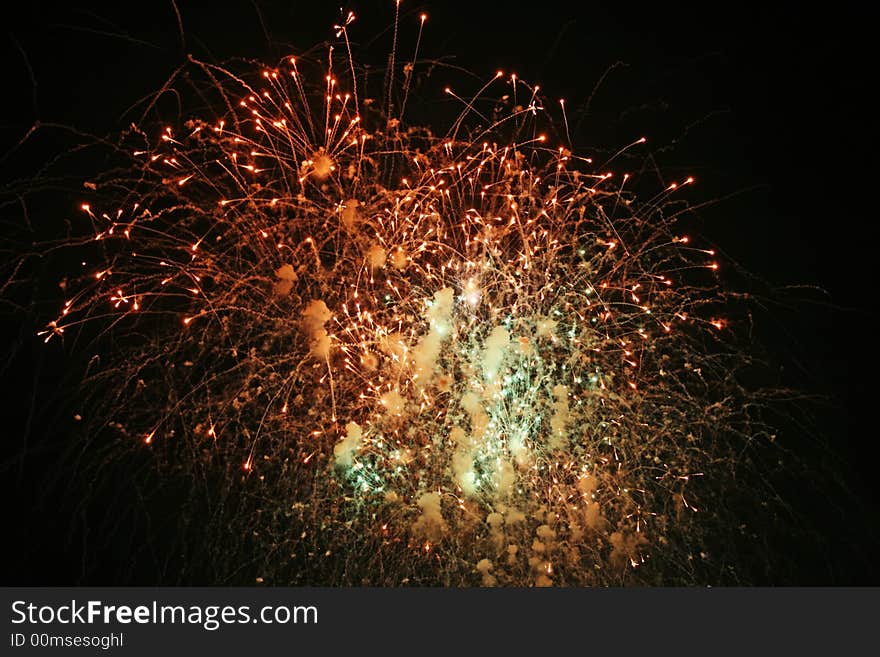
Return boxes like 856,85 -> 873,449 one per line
26,13 -> 791,585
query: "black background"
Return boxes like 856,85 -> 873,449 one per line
2,1 -> 878,584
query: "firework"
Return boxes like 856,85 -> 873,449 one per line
32,12 -> 786,586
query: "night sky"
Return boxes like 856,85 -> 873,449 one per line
2,1 -> 878,584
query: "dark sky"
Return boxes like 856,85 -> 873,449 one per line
2,1 -> 877,583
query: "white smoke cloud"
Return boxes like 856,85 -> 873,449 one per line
302,299 -> 332,359
333,421 -> 363,469
412,492 -> 447,542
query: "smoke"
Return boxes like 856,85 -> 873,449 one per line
302,300 -> 332,359
334,422 -> 363,469
412,492 -> 447,543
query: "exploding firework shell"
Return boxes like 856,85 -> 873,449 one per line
49,50 -> 769,586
